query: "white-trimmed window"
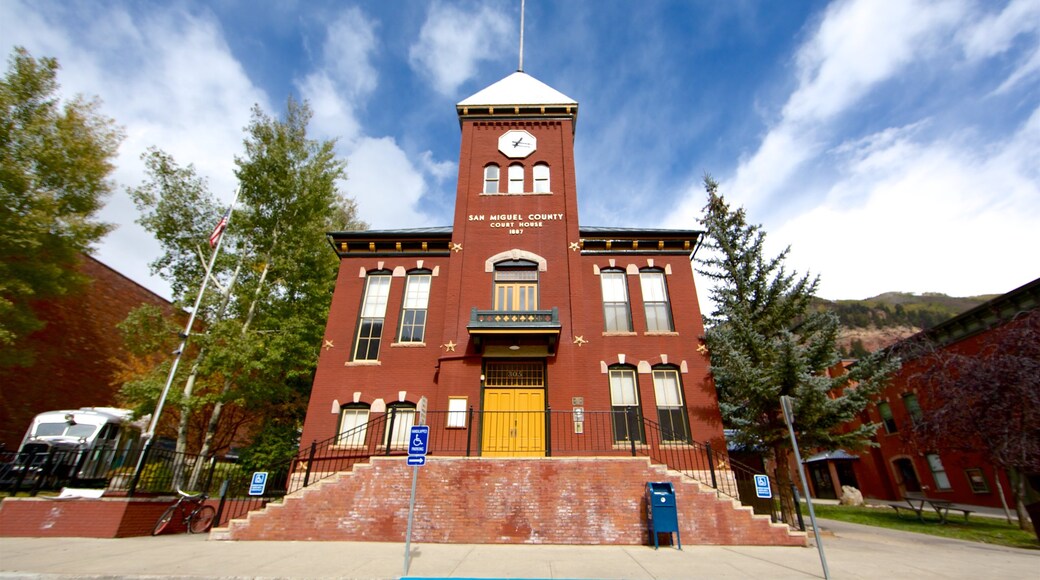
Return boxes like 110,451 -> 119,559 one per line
338,404 -> 370,447
652,368 -> 690,442
483,164 -> 499,193
384,402 -> 416,449
609,367 -> 644,443
398,271 -> 431,343
447,397 -> 468,428
902,393 -> 924,424
353,273 -> 391,361
533,163 -> 550,193
601,270 -> 632,332
508,164 -> 524,193
926,453 -> 951,490
640,270 -> 673,331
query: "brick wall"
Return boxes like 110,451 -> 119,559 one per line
223,457 -> 804,546
0,497 -> 173,538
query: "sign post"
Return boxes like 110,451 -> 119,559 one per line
781,395 -> 830,580
404,425 -> 429,575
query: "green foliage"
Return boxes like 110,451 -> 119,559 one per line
696,175 -> 899,489
819,293 -> 991,331
121,96 -> 365,457
0,47 -> 123,365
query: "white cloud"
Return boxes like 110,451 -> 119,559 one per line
2,1 -> 269,300
409,1 -> 513,97
773,106 -> 1040,300
958,0 -> 1040,94
344,137 -> 432,229
728,0 -> 965,208
298,71 -> 363,147
322,6 -> 379,100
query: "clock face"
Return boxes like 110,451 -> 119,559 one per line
498,130 -> 537,159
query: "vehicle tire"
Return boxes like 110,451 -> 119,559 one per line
189,505 -> 216,534
152,505 -> 178,536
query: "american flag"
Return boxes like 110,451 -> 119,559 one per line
208,209 -> 230,247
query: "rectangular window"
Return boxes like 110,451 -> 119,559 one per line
447,397 -> 468,428
653,369 -> 690,442
494,268 -> 538,311
640,271 -> 674,331
926,453 -> 951,490
601,271 -> 632,332
964,468 -> 990,493
338,408 -> 370,447
533,163 -> 550,193
385,406 -> 416,449
902,393 -> 924,424
878,402 -> 898,433
483,165 -> 499,193
353,275 -> 391,360
609,368 -> 644,443
398,274 -> 431,343
508,164 -> 524,193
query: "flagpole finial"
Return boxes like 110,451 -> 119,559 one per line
519,0 -> 525,72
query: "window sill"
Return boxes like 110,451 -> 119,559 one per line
345,360 -> 382,367
329,444 -> 368,451
644,331 -> 679,336
391,342 -> 427,348
612,443 -> 649,450
478,192 -> 553,197
602,331 -> 637,337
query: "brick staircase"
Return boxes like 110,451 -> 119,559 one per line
213,456 -> 805,546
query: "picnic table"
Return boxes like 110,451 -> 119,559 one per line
889,492 -> 975,524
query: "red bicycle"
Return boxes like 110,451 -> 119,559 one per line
152,488 -> 215,535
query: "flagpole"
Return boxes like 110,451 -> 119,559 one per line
129,187 -> 240,495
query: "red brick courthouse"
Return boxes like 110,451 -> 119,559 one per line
226,72 -> 802,545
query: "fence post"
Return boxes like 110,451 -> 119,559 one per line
628,407 -> 637,457
214,479 -> 229,528
128,439 -> 153,498
706,442 -> 718,489
545,404 -> 552,457
303,440 -> 317,488
385,408 -> 397,456
204,455 -> 217,493
791,483 -> 806,531
12,450 -> 36,494
465,406 -> 474,457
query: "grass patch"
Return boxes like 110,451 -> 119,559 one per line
807,503 -> 1038,550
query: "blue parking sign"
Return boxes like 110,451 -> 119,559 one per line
249,472 -> 269,496
754,474 -> 772,499
408,426 -> 429,456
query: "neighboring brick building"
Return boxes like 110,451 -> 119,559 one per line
300,72 -> 724,468
0,254 -> 172,450
804,277 -> 1040,509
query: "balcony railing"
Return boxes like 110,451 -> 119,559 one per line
467,307 -> 561,329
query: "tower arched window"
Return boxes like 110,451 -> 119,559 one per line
533,163 -> 550,193
508,164 -> 524,194
494,259 -> 538,311
483,164 -> 499,194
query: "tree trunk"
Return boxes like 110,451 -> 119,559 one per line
772,444 -> 797,527
1010,468 -> 1035,533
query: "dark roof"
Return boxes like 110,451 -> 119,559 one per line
327,226 -> 453,238
579,226 -> 704,236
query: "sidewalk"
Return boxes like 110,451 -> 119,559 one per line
1,519 -> 1037,579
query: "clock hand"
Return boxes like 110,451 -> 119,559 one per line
512,137 -> 525,147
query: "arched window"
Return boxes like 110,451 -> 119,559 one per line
483,164 -> 499,194
338,403 -> 371,447
398,270 -> 432,343
600,269 -> 632,332
608,366 -> 644,443
639,269 -> 673,331
384,402 -> 417,449
508,163 -> 524,194
652,367 -> 690,442
533,163 -> 550,193
353,271 -> 391,361
494,259 -> 538,311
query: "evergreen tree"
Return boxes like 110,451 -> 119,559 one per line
697,175 -> 898,520
0,47 -> 123,365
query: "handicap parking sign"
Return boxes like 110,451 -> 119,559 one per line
754,474 -> 772,499
408,425 -> 429,456
249,472 -> 269,496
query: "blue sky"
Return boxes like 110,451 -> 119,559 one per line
4,0 -> 1038,306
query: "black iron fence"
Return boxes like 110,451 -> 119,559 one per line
1,406 -> 786,528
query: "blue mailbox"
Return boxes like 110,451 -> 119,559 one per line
646,481 -> 681,550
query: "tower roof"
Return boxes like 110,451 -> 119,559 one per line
458,72 -> 576,108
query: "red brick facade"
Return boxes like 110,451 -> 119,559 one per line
0,255 -> 172,450
224,457 -> 803,546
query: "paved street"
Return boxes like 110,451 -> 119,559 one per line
1,519 -> 1037,579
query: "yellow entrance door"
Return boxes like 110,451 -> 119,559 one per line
481,388 -> 545,457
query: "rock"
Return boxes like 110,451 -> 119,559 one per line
840,485 -> 864,506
